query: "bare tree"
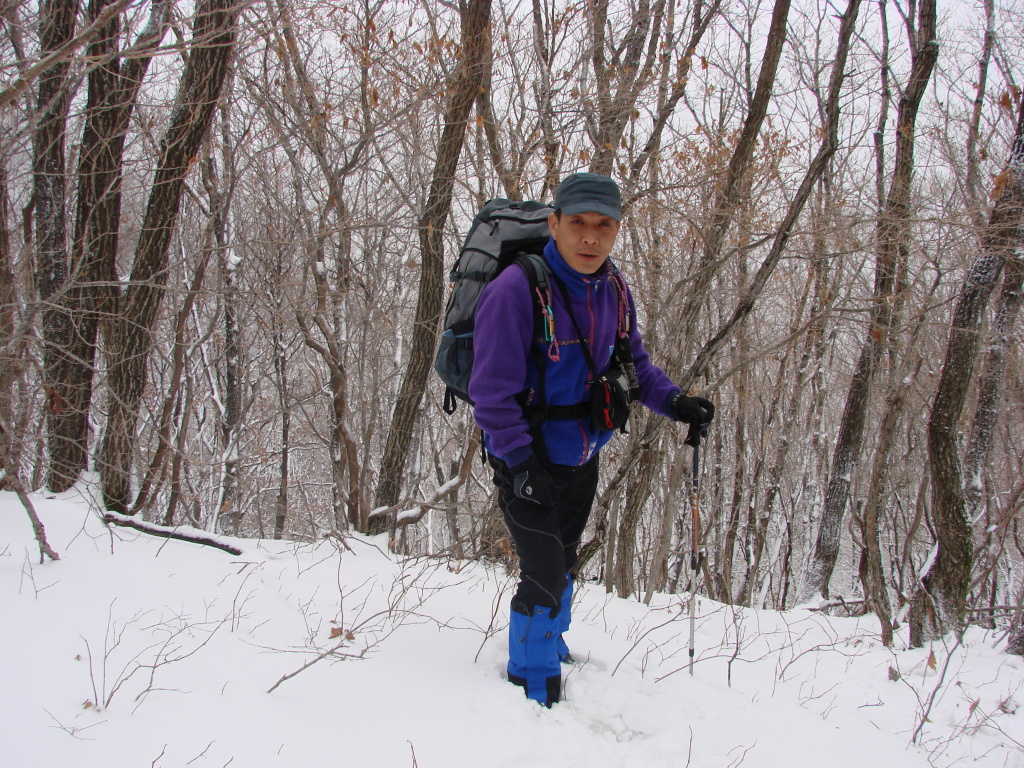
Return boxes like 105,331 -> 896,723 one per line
100,0 -> 241,512
608,0 -> 793,598
32,0 -> 78,491
270,281 -> 291,541
799,0 -> 937,605
267,0 -> 380,533
49,0 -> 170,492
372,0 -> 493,530
586,0 -> 669,177
964,0 -> 995,226
202,96 -> 244,536
128,240 -> 212,520
964,247 -> 1024,620
0,130 -> 20,487
912,95 -> 1024,645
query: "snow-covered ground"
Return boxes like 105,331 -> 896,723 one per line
3,485 -> 1022,767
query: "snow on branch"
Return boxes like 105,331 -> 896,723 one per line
367,475 -> 465,528
102,512 -> 243,555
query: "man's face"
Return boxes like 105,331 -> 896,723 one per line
548,210 -> 621,275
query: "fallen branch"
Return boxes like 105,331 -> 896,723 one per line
802,596 -> 867,613
266,640 -> 355,694
102,512 -> 242,555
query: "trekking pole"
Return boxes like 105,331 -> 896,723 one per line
687,425 -> 703,676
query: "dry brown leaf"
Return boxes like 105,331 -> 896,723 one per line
990,169 -> 1010,202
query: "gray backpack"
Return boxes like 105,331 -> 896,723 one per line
435,199 -> 553,414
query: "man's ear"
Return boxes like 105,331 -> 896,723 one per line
547,211 -> 560,235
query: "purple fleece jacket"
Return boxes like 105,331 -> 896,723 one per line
469,238 -> 681,467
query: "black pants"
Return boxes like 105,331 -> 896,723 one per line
488,452 -> 600,611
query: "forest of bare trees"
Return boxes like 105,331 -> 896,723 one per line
2,0 -> 1022,649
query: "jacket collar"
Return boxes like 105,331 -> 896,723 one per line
544,237 -> 614,297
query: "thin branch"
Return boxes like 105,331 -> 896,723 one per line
0,422 -> 59,562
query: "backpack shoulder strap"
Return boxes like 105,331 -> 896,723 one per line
606,262 -> 633,337
516,251 -> 548,287
513,252 -> 552,344
512,252 -> 557,462
606,263 -> 641,398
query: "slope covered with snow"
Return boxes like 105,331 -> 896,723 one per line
3,487 -> 1021,767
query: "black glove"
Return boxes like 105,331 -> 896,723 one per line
508,455 -> 557,507
673,393 -> 715,446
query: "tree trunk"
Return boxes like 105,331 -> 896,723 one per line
204,103 -> 243,536
162,376 -> 193,527
719,316 -> 751,603
53,0 -> 170,494
372,0 -> 492,529
857,394 -> 901,645
587,0 -> 666,176
0,143 -> 19,487
675,0 -> 792,355
612,418 -> 667,597
964,0 -> 995,227
130,244 -> 210,518
962,255 -> 1024,618
856,278 -> 936,643
799,0 -> 936,604
964,254 -> 1024,513
737,242 -> 823,606
273,312 -> 290,541
32,0 -> 78,492
100,0 -> 239,512
911,96 -> 1024,645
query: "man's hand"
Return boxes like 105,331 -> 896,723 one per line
509,455 -> 557,506
673,394 -> 715,446
673,394 -> 715,425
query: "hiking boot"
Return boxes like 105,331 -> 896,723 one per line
507,599 -> 561,706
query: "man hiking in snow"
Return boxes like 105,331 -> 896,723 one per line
469,172 -> 715,706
